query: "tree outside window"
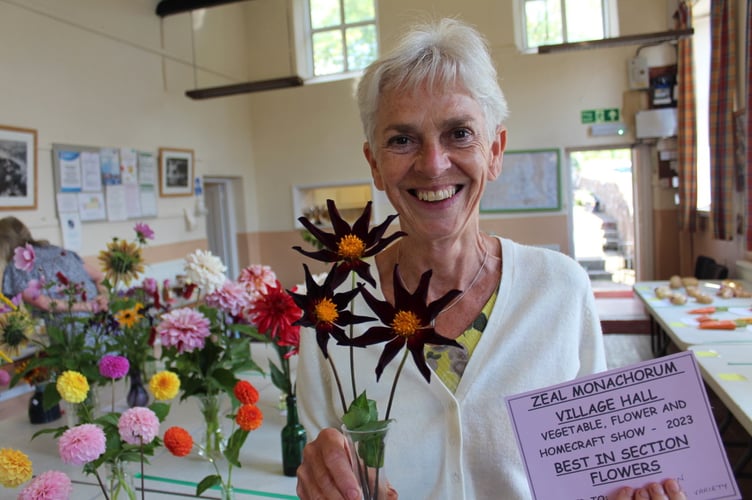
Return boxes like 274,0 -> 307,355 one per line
521,0 -> 612,50
309,0 -> 378,77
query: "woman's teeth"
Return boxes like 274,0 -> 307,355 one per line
416,186 -> 456,202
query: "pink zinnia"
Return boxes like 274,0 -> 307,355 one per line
17,470 -> 72,500
142,277 -> 158,295
238,265 -> 277,300
0,370 -> 10,387
13,244 -> 35,272
205,280 -> 251,317
98,355 -> 130,379
134,222 -> 155,241
24,278 -> 44,300
58,424 -> 106,465
156,307 -> 211,354
118,407 -> 160,445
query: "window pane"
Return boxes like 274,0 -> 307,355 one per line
310,0 -> 341,30
346,25 -> 377,71
313,30 -> 345,76
525,0 -> 562,47
344,0 -> 374,24
565,0 -> 603,42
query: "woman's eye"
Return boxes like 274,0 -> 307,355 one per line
386,135 -> 410,146
452,129 -> 471,140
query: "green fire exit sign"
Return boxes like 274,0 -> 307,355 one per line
581,108 -> 620,124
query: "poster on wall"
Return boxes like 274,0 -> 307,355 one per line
57,151 -> 83,192
80,150 -> 103,192
100,148 -> 121,185
120,147 -> 138,185
137,151 -> 157,186
77,192 -> 106,221
60,212 -> 82,252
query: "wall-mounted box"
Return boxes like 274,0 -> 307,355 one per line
635,108 -> 677,138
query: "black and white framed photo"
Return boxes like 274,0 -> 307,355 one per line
158,147 -> 194,197
0,125 -> 37,210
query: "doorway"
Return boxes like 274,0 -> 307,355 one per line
204,177 -> 241,280
569,148 -> 636,288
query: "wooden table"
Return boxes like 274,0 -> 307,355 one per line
633,281 -> 752,355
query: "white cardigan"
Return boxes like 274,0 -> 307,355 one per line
296,237 -> 607,499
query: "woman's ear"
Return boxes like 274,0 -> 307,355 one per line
363,142 -> 385,191
487,127 -> 507,182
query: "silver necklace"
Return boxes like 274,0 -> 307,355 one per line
436,242 -> 489,317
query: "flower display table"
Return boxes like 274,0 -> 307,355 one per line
0,346 -> 298,499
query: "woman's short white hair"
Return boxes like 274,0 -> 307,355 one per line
356,18 -> 509,148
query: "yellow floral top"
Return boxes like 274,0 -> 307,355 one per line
425,290 -> 498,393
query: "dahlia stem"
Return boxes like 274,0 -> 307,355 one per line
348,271 -> 357,402
385,350 -> 409,421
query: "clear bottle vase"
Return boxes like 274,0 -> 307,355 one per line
280,395 -> 307,477
341,421 -> 392,500
220,483 -> 236,500
197,393 -> 225,459
108,461 -> 137,500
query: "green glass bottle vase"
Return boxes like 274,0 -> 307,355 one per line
281,395 -> 307,477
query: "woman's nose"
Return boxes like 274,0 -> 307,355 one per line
415,139 -> 451,177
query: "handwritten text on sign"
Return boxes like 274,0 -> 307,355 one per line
506,352 -> 739,499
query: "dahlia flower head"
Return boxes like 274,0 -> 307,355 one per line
183,249 -> 227,294
156,307 -> 211,354
118,407 -> 160,445
58,424 -> 106,465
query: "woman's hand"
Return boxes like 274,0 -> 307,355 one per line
297,428 -> 361,500
613,479 -> 686,499
296,427 -> 398,500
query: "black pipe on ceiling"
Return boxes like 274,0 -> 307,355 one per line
156,0 -> 248,17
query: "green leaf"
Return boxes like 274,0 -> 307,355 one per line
196,475 -> 222,496
42,382 -> 61,410
223,429 -> 249,467
268,360 -> 291,395
149,402 -> 171,421
342,391 -> 378,429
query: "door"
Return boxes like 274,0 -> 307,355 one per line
203,177 -> 240,279
568,147 -> 638,288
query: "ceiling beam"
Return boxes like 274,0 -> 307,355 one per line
156,0 -> 249,17
537,29 -> 694,54
185,76 -> 304,99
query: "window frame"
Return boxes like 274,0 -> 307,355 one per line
295,0 -> 379,83
515,0 -> 619,53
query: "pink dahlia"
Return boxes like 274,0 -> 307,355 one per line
142,277 -> 158,295
13,244 -> 35,272
134,222 -> 155,241
238,264 -> 277,300
205,280 -> 251,317
0,370 -> 9,387
17,470 -> 73,500
118,407 -> 160,445
58,424 -> 106,465
98,354 -> 130,379
156,307 -> 211,354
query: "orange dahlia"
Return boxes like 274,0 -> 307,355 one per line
163,426 -> 193,457
235,404 -> 263,432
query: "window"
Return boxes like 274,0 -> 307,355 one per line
306,0 -> 378,78
692,0 -> 711,211
517,0 -> 617,52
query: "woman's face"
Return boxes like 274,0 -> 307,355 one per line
364,83 -> 506,240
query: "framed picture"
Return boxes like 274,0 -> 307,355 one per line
480,149 -> 561,212
158,147 -> 194,197
0,125 -> 37,210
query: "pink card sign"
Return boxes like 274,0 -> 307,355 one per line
506,351 -> 740,499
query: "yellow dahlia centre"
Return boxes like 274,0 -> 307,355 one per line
314,298 -> 339,324
392,310 -> 421,337
337,234 -> 366,260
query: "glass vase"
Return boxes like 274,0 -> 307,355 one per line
126,366 -> 150,408
64,389 -> 99,427
281,395 -> 307,477
108,461 -> 137,500
28,383 -> 62,424
220,483 -> 236,500
341,421 -> 392,500
197,393 -> 225,459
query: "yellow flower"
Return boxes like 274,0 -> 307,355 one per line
0,306 -> 34,357
0,448 -> 32,487
115,303 -> 144,329
148,371 -> 180,400
98,238 -> 144,286
56,370 -> 90,403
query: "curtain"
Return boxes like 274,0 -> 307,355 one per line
677,1 -> 698,232
709,0 -> 737,240
747,0 -> 752,250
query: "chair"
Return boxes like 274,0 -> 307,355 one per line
694,255 -> 729,280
